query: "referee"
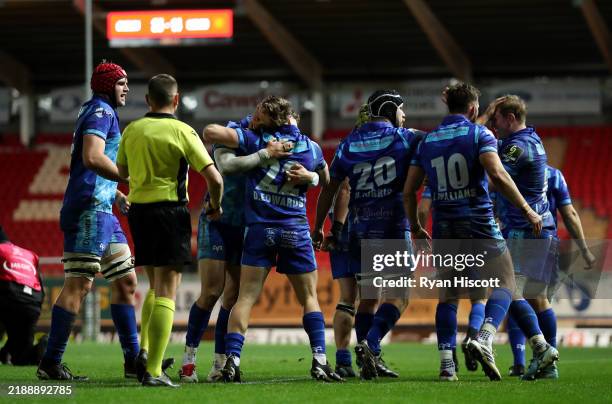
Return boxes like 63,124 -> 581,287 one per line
117,74 -> 223,387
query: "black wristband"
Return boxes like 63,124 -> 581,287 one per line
206,205 -> 220,215
331,220 -> 344,239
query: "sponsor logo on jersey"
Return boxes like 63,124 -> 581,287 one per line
502,144 -> 523,163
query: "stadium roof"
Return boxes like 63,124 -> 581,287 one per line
0,0 -> 611,92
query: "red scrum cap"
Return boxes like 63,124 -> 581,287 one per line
90,61 -> 127,95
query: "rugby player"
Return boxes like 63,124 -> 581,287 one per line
478,94 -> 560,381
37,62 -> 139,381
179,120 -> 295,383
506,165 -> 595,378
314,90 -> 422,380
404,83 -> 544,381
203,96 -> 341,382
418,185 -> 486,373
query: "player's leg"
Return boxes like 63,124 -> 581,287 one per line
221,224 -> 274,382
281,225 -> 342,382
527,296 -> 558,379
180,258 -> 224,382
333,277 -> 357,378
330,242 -> 358,377
102,236 -> 140,379
357,296 -> 407,380
437,298 -> 459,381
37,271 -> 93,380
436,272 -> 459,382
286,270 -> 342,382
38,210 -> 104,380
208,261 -> 240,382
506,231 -> 559,381
463,291 -> 486,372
467,246 -> 515,381
223,264 -> 270,382
358,232 -> 411,380
355,299 -> 376,345
528,239 -> 559,379
507,313 -> 527,376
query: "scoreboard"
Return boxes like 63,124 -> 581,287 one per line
106,9 -> 233,47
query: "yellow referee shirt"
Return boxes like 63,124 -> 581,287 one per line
117,112 -> 213,204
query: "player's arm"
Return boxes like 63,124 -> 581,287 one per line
200,163 -> 223,220
287,141 -> 329,187
476,96 -> 508,126
316,163 -> 330,187
322,178 -> 350,251
313,177 -> 342,250
559,204 -> 596,268
479,151 -> 542,235
417,194 -> 432,231
332,178 -> 350,224
202,124 -> 240,148
403,166 -> 430,240
82,135 -> 126,183
214,141 -> 292,176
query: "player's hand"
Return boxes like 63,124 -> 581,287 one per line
476,96 -> 507,126
525,208 -> 543,237
206,205 -> 223,221
266,139 -> 293,159
286,163 -> 314,185
288,115 -> 298,126
582,249 -> 596,270
321,234 -> 337,252
115,191 -> 130,215
312,228 -> 325,251
411,227 -> 432,253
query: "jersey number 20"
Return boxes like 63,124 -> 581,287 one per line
353,157 -> 396,191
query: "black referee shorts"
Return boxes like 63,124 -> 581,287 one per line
128,202 -> 192,268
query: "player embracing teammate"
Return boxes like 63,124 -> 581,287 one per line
404,83 -> 558,381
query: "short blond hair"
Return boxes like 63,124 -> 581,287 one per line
496,95 -> 527,124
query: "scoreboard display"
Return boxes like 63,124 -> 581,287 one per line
106,9 -> 233,47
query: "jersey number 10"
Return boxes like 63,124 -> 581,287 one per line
431,153 -> 469,192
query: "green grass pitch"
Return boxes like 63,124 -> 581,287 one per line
1,342 -> 611,403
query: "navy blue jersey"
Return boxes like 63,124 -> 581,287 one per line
237,125 -> 325,226
62,95 -> 121,213
329,121 -> 420,226
411,115 -> 497,221
496,127 -> 554,231
546,165 -> 571,229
